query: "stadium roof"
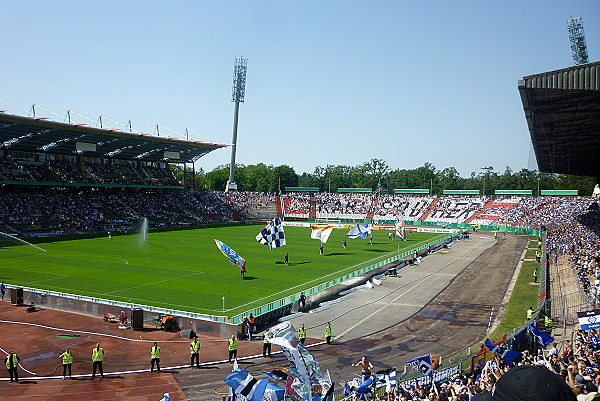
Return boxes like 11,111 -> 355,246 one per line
518,61 -> 600,178
0,112 -> 227,163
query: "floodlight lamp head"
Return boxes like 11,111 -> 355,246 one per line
232,57 -> 247,103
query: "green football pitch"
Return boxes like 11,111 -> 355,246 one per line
0,226 -> 445,317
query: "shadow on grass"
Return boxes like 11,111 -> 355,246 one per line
275,261 -> 311,266
242,276 -> 258,280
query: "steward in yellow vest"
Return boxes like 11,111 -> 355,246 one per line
60,347 -> 73,379
228,335 -> 238,362
5,350 -> 19,383
325,322 -> 332,345
190,337 -> 200,368
150,342 -> 161,372
262,334 -> 271,357
91,343 -> 104,379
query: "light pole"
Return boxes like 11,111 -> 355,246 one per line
227,57 -> 247,192
222,294 -> 225,312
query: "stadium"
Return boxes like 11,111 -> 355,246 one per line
1,12 -> 600,401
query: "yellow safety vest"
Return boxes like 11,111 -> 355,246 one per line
228,338 -> 237,351
151,346 -> 160,359
190,341 -> 200,354
298,328 -> 306,339
263,336 -> 270,344
5,354 -> 18,369
527,309 -> 533,319
92,347 -> 104,362
62,351 -> 73,365
325,325 -> 332,337
545,316 -> 553,327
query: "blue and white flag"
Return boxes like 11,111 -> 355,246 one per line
347,224 -> 372,239
356,377 -> 373,401
406,354 -> 433,377
395,220 -> 406,240
484,339 -> 522,366
529,324 -> 554,348
225,368 -> 269,401
215,239 -> 247,272
256,218 -> 286,250
375,368 -> 397,391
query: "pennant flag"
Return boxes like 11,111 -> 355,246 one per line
484,339 -> 522,366
395,220 -> 406,240
311,225 -> 334,244
225,368 -> 269,401
406,354 -> 433,376
215,239 -> 247,272
529,324 -> 554,348
256,218 -> 286,250
347,224 -> 372,239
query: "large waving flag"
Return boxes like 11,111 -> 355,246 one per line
406,354 -> 433,377
266,321 -> 331,401
529,324 -> 554,348
484,339 -> 522,366
225,368 -> 268,401
347,224 -> 372,239
215,239 -> 247,272
395,219 -> 406,240
256,218 -> 286,250
311,225 -> 334,243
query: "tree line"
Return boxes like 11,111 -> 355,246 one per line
172,159 -> 596,195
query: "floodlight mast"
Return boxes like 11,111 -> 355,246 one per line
567,16 -> 589,65
226,57 -> 247,192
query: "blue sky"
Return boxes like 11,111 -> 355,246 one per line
1,1 -> 598,177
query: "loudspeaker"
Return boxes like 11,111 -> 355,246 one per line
11,288 -> 23,306
132,308 -> 144,330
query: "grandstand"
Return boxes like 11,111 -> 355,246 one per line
0,68 -> 599,399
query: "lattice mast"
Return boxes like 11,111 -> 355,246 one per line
567,17 -> 589,65
226,57 -> 247,192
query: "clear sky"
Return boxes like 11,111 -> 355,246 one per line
1,1 -> 598,177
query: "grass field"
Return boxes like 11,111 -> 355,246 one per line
0,225 -> 445,317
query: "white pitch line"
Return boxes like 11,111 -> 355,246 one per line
230,236 -> 445,312
28,276 -> 69,284
104,271 -> 205,295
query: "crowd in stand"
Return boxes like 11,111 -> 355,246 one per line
371,195 -> 434,221
281,193 -> 312,216
0,188 -> 247,235
425,196 -> 488,224
0,158 -> 180,187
